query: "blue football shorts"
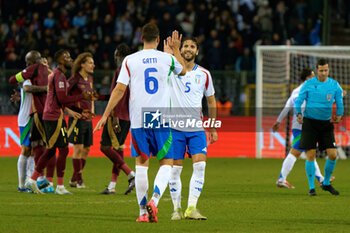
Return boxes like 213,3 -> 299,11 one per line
171,129 -> 207,160
131,126 -> 173,160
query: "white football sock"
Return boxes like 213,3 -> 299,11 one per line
314,160 -> 324,182
17,155 -> 28,189
136,165 -> 148,216
128,171 -> 135,179
279,153 -> 297,182
169,165 -> 183,211
108,182 -> 116,190
151,165 -> 171,207
26,156 -> 35,179
188,161 -> 206,208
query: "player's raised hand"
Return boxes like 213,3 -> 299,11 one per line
272,122 -> 280,132
209,128 -> 218,144
297,114 -> 303,124
170,30 -> 182,50
167,30 -> 182,51
163,39 -> 173,54
94,115 -> 107,133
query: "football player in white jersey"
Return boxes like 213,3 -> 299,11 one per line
12,79 -> 34,192
94,23 -> 186,223
164,37 -> 218,220
272,68 -> 329,188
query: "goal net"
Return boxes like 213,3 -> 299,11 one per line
256,46 -> 350,159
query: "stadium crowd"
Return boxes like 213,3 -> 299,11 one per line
1,0 -> 323,71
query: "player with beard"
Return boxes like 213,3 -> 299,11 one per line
165,37 -> 217,220
99,43 -> 135,195
25,49 -> 91,194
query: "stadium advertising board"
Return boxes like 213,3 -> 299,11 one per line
0,116 -> 349,158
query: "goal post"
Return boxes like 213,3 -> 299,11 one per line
256,46 -> 350,159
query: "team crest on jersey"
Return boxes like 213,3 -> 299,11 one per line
327,93 -> 332,101
80,84 -> 85,89
195,75 -> 201,84
58,81 -> 64,88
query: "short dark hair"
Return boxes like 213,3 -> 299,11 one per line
316,58 -> 328,68
181,37 -> 199,49
54,49 -> 68,63
299,68 -> 313,82
142,23 -> 159,42
116,43 -> 131,58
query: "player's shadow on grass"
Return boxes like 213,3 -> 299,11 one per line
257,218 -> 350,226
0,212 -> 132,222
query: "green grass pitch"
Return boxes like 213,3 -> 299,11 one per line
0,157 -> 350,233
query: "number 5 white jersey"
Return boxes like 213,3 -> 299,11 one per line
118,49 -> 183,129
169,64 -> 215,132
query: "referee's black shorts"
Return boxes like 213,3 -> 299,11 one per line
299,117 -> 336,151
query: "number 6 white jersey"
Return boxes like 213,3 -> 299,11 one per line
117,49 -> 183,129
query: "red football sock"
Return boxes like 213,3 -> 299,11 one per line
117,150 -> 132,175
57,147 -> 68,185
46,154 -> 56,182
57,177 -> 64,186
72,158 -> 82,181
111,164 -> 120,182
80,158 -> 86,170
120,163 -> 132,176
31,148 -> 56,180
33,145 -> 44,165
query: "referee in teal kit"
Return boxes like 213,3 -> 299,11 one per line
295,58 -> 344,196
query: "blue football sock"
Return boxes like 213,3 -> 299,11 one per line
323,159 -> 336,186
305,160 -> 316,190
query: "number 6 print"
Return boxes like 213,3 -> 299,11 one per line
144,68 -> 158,94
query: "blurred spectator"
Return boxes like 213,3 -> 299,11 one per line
309,19 -> 322,46
207,40 -> 223,70
257,0 -> 273,33
224,40 -> 240,70
5,52 -> 21,69
272,32 -> 283,45
72,10 -> 87,28
115,12 -> 133,43
293,23 -> 308,45
217,93 -> 232,116
236,48 -> 256,72
43,11 -> 56,29
176,3 -> 195,37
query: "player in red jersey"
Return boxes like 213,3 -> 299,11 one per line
99,43 -> 135,195
9,51 -> 56,191
25,49 -> 91,194
66,52 -> 95,188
